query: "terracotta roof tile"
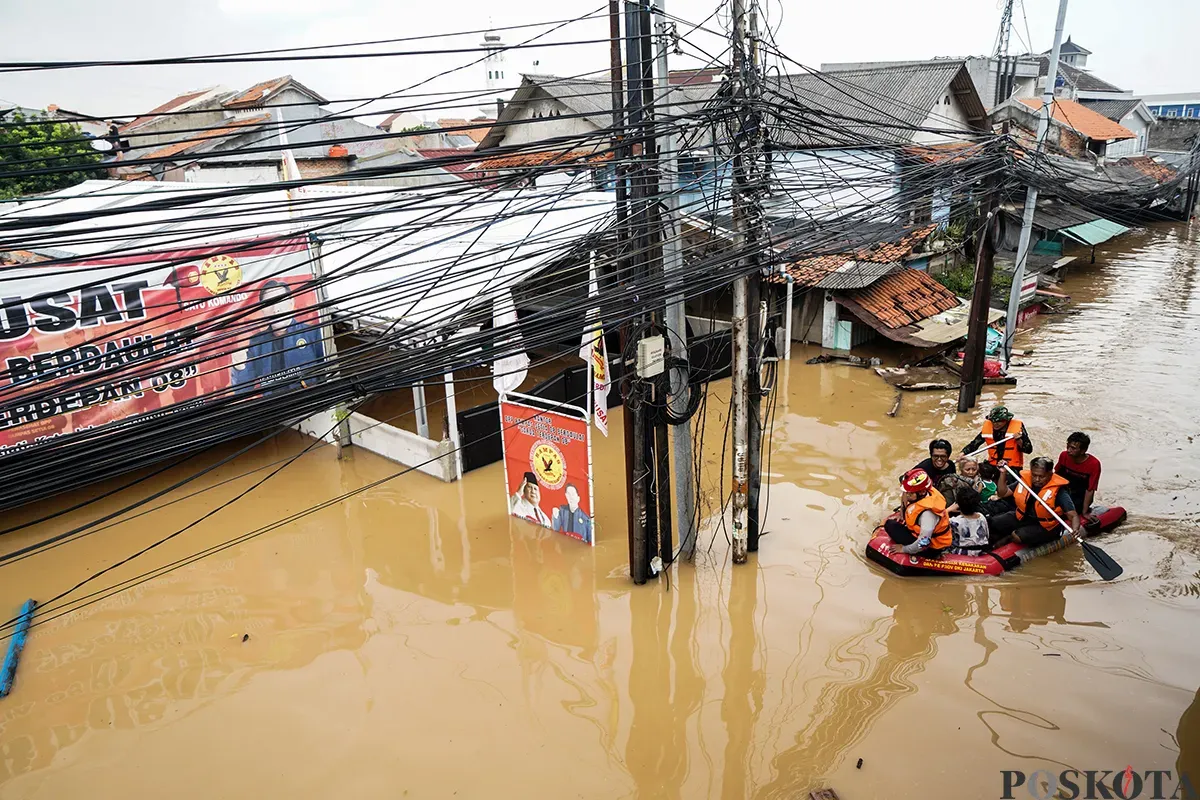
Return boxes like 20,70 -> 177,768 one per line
1120,156 -> 1175,183
223,76 -> 292,108
473,149 -> 612,170
121,88 -> 214,131
772,224 -> 936,288
1017,97 -> 1135,141
843,268 -> 959,329
142,114 -> 271,160
417,148 -> 487,181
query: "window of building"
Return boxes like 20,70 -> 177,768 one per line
944,95 -> 950,105
1168,109 -> 1178,117
1189,108 -> 1197,118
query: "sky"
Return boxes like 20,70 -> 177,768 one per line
1,0 -> 1197,124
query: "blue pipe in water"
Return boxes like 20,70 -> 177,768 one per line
0,599 -> 37,699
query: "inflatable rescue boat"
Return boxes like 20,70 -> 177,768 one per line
865,506 -> 1127,577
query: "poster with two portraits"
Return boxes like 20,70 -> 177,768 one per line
500,395 -> 595,545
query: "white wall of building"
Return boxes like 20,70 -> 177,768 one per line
500,97 -> 600,147
187,165 -> 280,184
912,92 -> 973,144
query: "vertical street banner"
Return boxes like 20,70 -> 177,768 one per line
500,398 -> 595,545
0,236 -> 323,453
579,327 -> 609,437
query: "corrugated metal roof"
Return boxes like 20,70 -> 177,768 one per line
765,62 -> 986,147
1017,97 -> 1136,141
1062,218 -> 1130,246
815,260 -> 902,290
142,114 -> 271,160
1078,98 -> 1141,122
770,223 -> 936,288
477,75 -> 721,149
1039,58 -> 1121,93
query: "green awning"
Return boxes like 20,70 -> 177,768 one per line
1061,218 -> 1130,246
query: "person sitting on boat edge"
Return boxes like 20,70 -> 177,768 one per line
988,457 -> 1081,548
963,405 -> 1033,469
1055,431 -> 1101,516
884,468 -> 953,558
914,439 -> 957,486
949,486 -> 990,555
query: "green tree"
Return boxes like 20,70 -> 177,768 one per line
0,112 -> 106,200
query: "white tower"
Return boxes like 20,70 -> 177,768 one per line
481,30 -> 506,92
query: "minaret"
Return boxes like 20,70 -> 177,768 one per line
481,29 -> 506,92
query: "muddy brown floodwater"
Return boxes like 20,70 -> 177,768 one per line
1,222 -> 1198,799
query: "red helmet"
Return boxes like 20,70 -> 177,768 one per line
900,468 -> 932,494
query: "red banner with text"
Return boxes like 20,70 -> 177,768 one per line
500,399 -> 594,545
0,237 -> 322,453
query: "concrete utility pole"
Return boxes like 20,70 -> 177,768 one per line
745,3 -> 764,553
730,0 -> 765,564
1004,0 -> 1069,368
652,1 -> 697,559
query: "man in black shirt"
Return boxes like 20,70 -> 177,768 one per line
913,439 -> 957,485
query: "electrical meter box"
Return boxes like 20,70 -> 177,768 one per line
637,335 -> 666,378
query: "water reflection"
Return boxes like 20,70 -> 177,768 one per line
756,580 -> 970,798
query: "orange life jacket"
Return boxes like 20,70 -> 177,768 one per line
1012,470 -> 1070,531
904,487 -> 953,550
981,418 -> 1026,468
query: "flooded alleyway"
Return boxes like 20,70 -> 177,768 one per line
0,222 -> 1198,799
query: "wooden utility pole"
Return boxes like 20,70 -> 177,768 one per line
958,188 -> 1001,413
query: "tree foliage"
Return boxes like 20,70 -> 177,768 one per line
0,112 -> 107,200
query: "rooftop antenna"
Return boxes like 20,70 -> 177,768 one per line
992,0 -> 1015,106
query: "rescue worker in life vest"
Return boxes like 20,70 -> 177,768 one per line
883,468 -> 953,558
988,456 -> 1081,548
963,405 -> 1033,469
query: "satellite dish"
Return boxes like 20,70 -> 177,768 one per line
89,138 -> 114,153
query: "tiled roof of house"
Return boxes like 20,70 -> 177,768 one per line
1078,98 -> 1141,122
1017,97 -> 1136,141
772,224 -> 937,288
473,149 -> 612,170
223,76 -> 327,108
1056,37 -> 1091,56
843,268 -> 959,328
1039,58 -> 1123,94
121,87 -> 217,131
767,62 -> 987,147
417,148 -> 487,181
477,75 -> 718,149
142,114 -> 271,160
1118,156 -> 1176,183
435,117 -> 494,144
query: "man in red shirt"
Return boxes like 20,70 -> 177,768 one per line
1055,431 -> 1101,515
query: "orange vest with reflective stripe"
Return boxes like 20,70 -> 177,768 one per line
904,487 -> 953,550
1012,470 -> 1070,531
981,419 -> 1026,468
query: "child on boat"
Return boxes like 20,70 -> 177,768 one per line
949,486 -> 990,555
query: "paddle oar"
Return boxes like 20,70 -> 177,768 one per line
1001,465 -> 1123,581
964,434 -> 1018,460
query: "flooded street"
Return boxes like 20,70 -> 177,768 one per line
1,221 -> 1199,798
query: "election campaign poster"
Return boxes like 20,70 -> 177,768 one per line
0,236 -> 323,453
500,397 -> 595,545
